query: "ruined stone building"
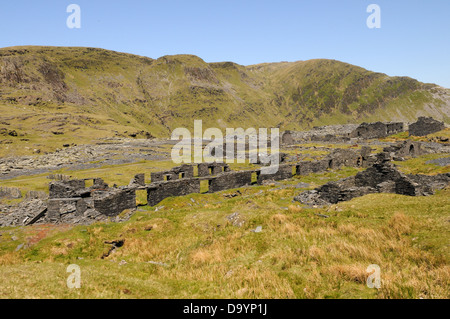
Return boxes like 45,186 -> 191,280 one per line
1,138 -> 445,227
409,117 -> 445,136
349,121 -> 404,139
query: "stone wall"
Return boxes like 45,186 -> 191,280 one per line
350,121 -> 404,139
296,160 -> 330,176
46,178 -> 136,222
152,163 -> 226,181
0,187 -> 22,199
129,173 -> 145,187
147,178 -> 201,207
143,146 -> 386,206
93,188 -> 136,216
197,163 -> 210,177
25,190 -> 48,200
257,164 -> 293,184
383,140 -> 425,158
47,197 -> 87,222
209,170 -> 253,192
386,122 -> 404,135
324,149 -> 361,169
151,171 -> 178,182
409,117 -> 445,136
198,162 -> 230,176
172,164 -> 195,178
49,179 -> 87,199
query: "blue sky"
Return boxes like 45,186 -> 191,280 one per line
1,0 -> 449,87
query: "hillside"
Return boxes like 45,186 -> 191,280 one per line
1,46 -> 449,156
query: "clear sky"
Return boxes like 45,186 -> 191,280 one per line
1,0 -> 449,87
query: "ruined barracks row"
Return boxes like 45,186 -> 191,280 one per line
45,140 -> 426,223
281,117 -> 446,143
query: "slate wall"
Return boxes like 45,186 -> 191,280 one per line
147,178 -> 201,206
93,188 -> 136,216
209,171 -> 253,192
257,164 -> 293,184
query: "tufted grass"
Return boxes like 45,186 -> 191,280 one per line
0,156 -> 449,298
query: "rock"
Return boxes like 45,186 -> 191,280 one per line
252,226 -> 262,233
294,190 -> 330,207
226,212 -> 245,227
147,261 -> 168,267
101,239 -> 125,259
223,190 -> 242,198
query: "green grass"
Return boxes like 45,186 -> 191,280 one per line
0,159 -> 448,299
0,160 -> 177,195
380,128 -> 450,144
393,153 -> 450,175
1,44 -> 449,297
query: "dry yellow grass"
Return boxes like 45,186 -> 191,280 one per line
0,163 -> 448,298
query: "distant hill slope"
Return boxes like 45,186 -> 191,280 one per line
0,46 -> 449,154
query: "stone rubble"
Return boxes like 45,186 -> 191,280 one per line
294,154 -> 450,207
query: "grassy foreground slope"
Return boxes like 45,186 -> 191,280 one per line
0,154 -> 448,299
1,46 -> 449,156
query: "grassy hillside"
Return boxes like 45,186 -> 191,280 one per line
1,46 -> 449,156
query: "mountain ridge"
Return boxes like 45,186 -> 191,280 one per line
0,46 -> 449,156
